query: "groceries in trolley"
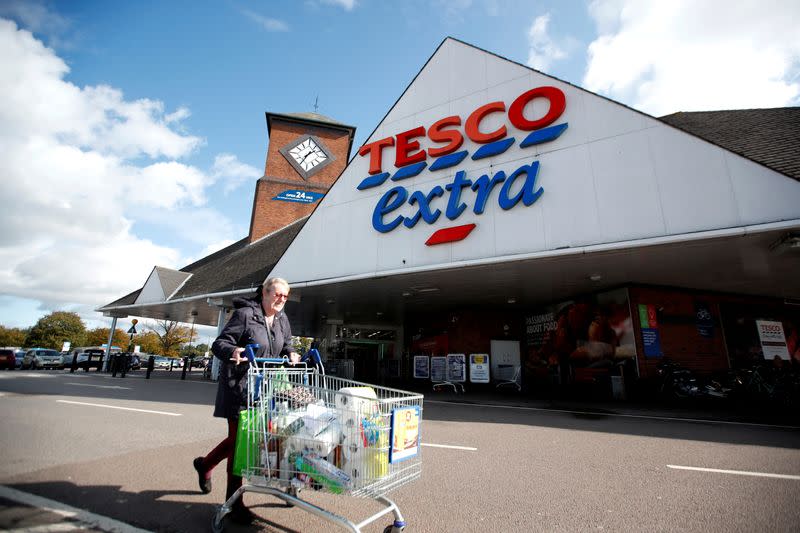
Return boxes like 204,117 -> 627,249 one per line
237,367 -> 420,498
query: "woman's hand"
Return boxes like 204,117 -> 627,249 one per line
229,347 -> 246,365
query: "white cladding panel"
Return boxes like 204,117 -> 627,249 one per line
588,131 -> 666,241
273,38 -> 800,285
135,269 -> 166,304
727,153 -> 800,225
646,125 -> 740,233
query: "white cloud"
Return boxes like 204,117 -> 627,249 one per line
320,0 -> 357,10
526,13 -> 568,72
241,9 -> 289,32
0,19 -> 233,317
583,0 -> 800,116
212,153 -> 262,194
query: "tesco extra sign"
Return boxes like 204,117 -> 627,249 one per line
356,86 -> 569,245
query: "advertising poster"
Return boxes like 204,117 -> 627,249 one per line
639,304 -> 662,358
756,320 -> 790,360
389,406 -> 420,463
446,353 -> 466,382
413,355 -> 430,379
430,356 -> 447,382
469,353 -> 490,383
524,288 -> 638,380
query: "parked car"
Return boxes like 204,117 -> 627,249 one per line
75,349 -> 106,371
0,348 -> 17,370
15,350 -> 25,369
191,356 -> 210,369
22,348 -> 63,369
152,356 -> 172,369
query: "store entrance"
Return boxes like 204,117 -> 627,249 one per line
328,324 -> 398,383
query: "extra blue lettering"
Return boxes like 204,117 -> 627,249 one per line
405,186 -> 444,228
444,170 -> 472,220
470,171 -> 506,214
372,186 -> 408,233
371,160 -> 543,233
498,162 -> 542,210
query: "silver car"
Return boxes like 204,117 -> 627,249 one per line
22,348 -> 63,369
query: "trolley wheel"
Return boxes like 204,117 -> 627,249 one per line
211,510 -> 225,533
383,525 -> 405,533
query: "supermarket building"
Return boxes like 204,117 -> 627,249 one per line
99,38 -> 800,396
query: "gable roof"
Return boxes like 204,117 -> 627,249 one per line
170,217 -> 306,299
660,107 -> 800,182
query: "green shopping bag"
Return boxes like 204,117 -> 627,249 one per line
232,408 -> 261,477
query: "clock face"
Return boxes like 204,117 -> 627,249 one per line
279,135 -> 334,179
288,138 -> 328,172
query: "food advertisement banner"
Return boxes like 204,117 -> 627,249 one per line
525,288 -> 637,380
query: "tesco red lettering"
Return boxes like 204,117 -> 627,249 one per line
360,85 -> 566,175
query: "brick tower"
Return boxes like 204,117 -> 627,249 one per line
249,112 -> 355,242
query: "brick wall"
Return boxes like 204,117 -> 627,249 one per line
249,118 -> 352,242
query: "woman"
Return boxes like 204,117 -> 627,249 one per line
193,277 -> 300,524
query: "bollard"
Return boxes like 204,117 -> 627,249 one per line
181,357 -> 189,380
111,354 -> 119,377
120,354 -> 128,378
169,359 -> 174,372
146,355 -> 155,379
70,352 -> 78,373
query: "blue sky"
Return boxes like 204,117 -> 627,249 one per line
0,0 -> 798,336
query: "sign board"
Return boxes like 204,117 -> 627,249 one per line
61,341 -> 71,352
755,320 -> 790,360
490,340 -> 520,380
446,353 -> 466,382
639,304 -> 662,357
413,355 -> 430,379
127,325 -> 137,334
389,406 -> 420,463
430,356 -> 447,382
469,353 -> 490,383
273,189 -> 324,204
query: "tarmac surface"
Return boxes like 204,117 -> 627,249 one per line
1,368 -> 798,532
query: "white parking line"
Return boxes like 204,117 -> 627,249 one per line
56,400 -> 181,416
65,382 -> 132,390
421,443 -> 477,451
667,464 -> 800,480
0,484 -> 153,533
427,399 -> 800,430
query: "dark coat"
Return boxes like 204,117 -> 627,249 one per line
211,295 -> 293,419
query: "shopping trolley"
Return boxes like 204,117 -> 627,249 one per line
211,346 -> 424,532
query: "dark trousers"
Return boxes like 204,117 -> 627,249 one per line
200,418 -> 243,503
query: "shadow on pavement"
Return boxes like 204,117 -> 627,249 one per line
6,481 -> 301,533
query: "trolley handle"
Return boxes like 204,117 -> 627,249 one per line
244,343 -> 301,367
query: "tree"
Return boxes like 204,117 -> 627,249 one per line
179,343 -> 209,359
0,325 -> 28,347
292,336 -> 313,355
149,320 -> 194,357
24,312 -> 86,350
85,327 -> 127,349
134,331 -> 163,354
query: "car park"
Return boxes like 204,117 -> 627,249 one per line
0,348 -> 17,370
22,348 -> 63,369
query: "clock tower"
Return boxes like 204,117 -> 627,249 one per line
249,112 -> 355,243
